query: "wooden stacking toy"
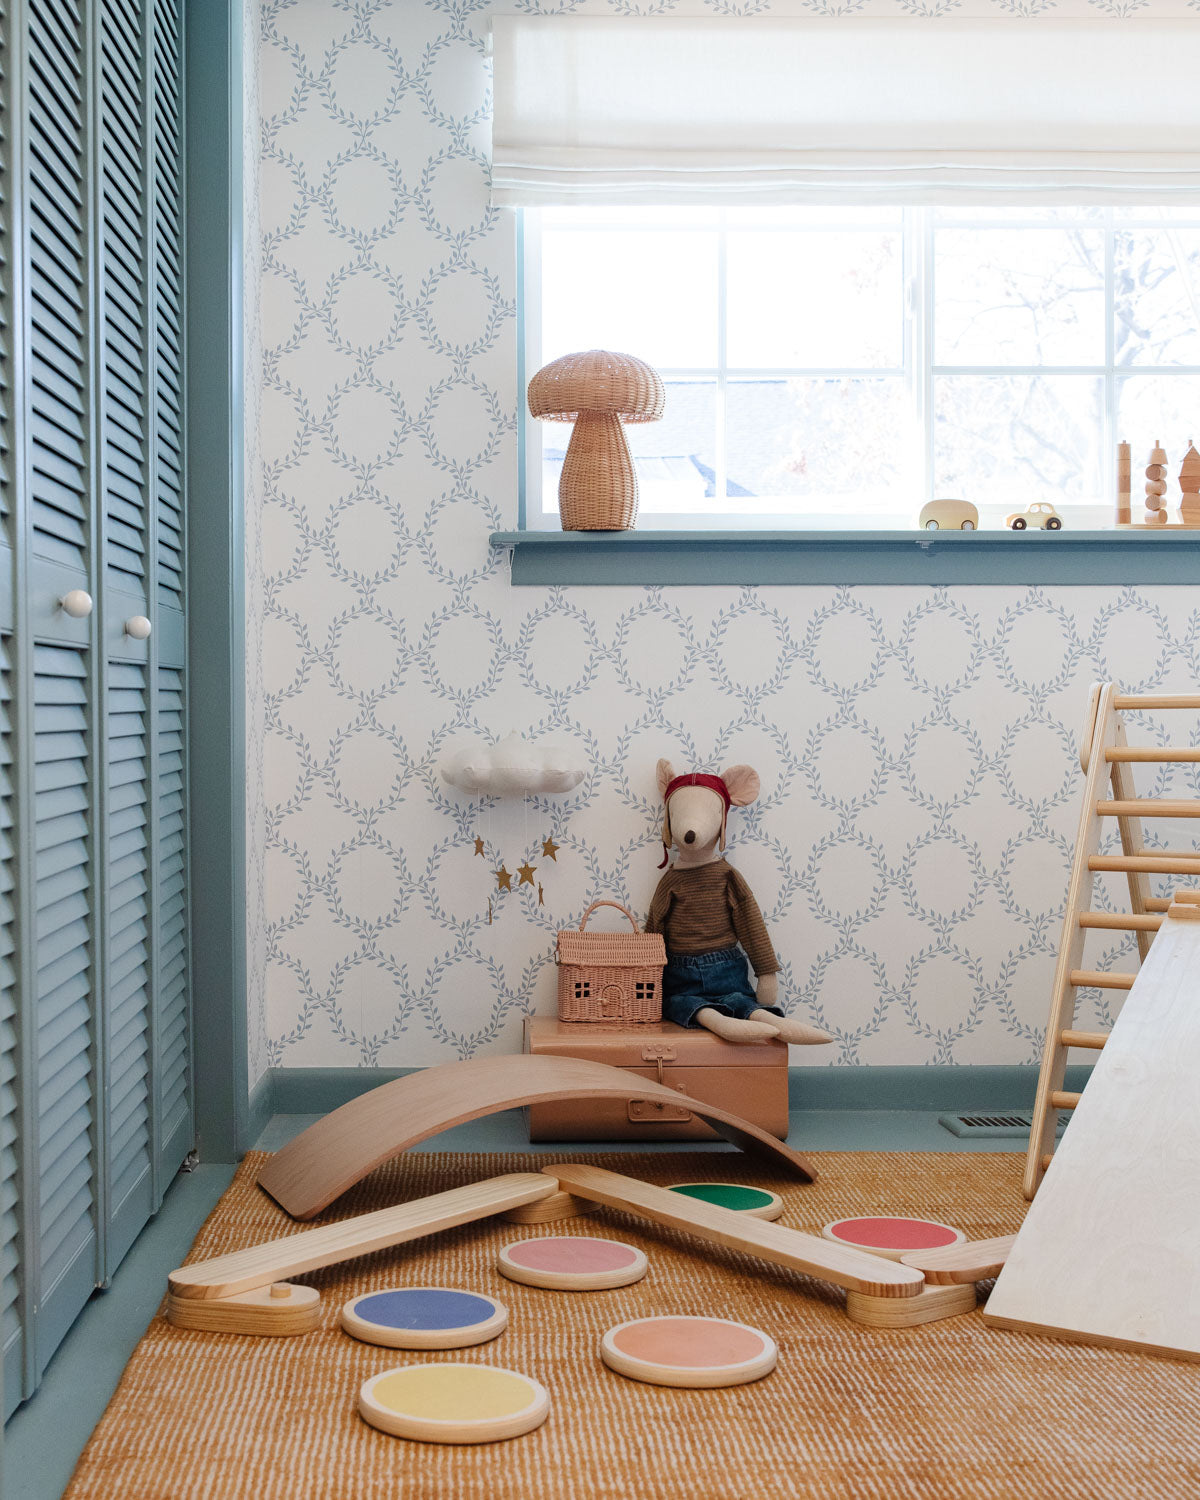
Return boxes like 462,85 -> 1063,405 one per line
600,1315 -> 777,1389
1145,440 -> 1169,525
667,1183 -> 784,1220
358,1363 -> 551,1443
340,1286 -> 507,1349
497,1235 -> 648,1291
1180,441 -> 1200,523
1117,439 -> 1132,525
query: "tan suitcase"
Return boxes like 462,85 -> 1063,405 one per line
522,1017 -> 789,1142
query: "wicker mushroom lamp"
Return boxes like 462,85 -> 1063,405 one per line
528,350 -> 665,531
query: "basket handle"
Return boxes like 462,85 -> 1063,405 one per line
578,899 -> 641,935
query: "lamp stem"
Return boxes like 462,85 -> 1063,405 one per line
558,411 -> 638,530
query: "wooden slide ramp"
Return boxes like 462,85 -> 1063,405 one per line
987,896 -> 1200,1362
257,1054 -> 817,1220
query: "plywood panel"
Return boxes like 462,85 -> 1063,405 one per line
986,905 -> 1200,1361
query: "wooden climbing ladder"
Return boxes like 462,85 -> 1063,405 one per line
1024,681 -> 1200,1199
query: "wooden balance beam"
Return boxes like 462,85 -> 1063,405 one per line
546,1164 -> 923,1299
168,1165 -> 927,1336
167,1173 -> 558,1335
545,1163 -> 971,1327
257,1054 -> 818,1220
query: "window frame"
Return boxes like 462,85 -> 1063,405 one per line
518,206 -> 1200,535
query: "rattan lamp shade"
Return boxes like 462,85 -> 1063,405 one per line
528,350 -> 665,531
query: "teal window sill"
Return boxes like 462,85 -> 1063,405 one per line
491,529 -> 1200,586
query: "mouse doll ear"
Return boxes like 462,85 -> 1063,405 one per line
721,764 -> 761,807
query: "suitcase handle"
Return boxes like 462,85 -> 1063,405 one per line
577,899 -> 642,934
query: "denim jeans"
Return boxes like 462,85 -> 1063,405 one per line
661,945 -> 783,1030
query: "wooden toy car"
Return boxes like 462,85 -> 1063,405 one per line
918,499 -> 978,531
1006,502 -> 1063,531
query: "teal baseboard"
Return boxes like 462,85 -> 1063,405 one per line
786,1063 -> 1092,1112
268,1063 -> 1091,1118
271,1066 -> 417,1115
244,1070 -> 276,1155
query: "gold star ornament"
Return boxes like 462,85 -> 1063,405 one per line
541,836 -> 560,862
516,861 -> 537,887
473,836 -> 485,857
495,865 -> 512,892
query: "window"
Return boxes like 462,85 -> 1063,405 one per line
522,206 -> 1200,531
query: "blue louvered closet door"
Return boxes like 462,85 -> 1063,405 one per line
0,0 -> 190,1418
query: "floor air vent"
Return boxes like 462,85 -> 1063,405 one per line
938,1111 -> 1069,1139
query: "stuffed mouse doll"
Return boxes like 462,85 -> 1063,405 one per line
645,759 -> 832,1046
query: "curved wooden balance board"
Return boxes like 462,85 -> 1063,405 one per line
548,1164 -> 923,1300
257,1054 -> 817,1221
168,1172 -> 557,1335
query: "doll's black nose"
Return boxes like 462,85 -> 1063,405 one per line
684,830 -> 695,844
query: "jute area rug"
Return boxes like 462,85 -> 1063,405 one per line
65,1149 -> 1200,1500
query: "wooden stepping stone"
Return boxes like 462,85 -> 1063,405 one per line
601,1315 -> 777,1389
821,1215 -> 965,1263
358,1363 -> 550,1444
667,1183 -> 784,1220
498,1236 -> 647,1291
340,1286 -> 508,1349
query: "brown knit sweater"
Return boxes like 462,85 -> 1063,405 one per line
645,859 -> 778,976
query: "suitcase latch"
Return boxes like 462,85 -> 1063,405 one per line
641,1043 -> 677,1085
628,1095 -> 693,1123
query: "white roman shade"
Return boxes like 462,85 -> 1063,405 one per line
491,16 -> 1200,206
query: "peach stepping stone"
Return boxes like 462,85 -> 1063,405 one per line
600,1315 -> 777,1389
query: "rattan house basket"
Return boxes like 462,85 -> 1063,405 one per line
556,900 -> 666,1023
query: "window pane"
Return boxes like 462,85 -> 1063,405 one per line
935,228 -> 1105,366
727,230 -> 902,369
726,206 -> 902,229
541,380 -> 718,517
540,207 -> 719,230
935,207 -> 1106,224
1115,232 -> 1200,367
1112,207 -> 1200,223
540,228 -> 718,368
934,375 -> 1104,505
1116,378 -> 1200,510
626,380 -> 718,513
726,377 -> 913,511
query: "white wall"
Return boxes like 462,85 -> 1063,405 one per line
256,0 -> 1197,1072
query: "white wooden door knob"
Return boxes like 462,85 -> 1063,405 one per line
59,589 -> 93,618
124,616 -> 152,640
